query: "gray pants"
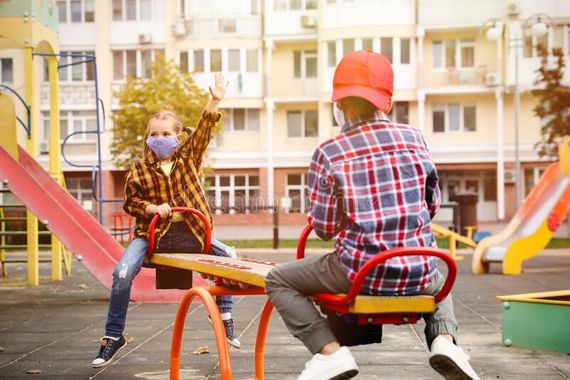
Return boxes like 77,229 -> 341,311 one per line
265,252 -> 458,354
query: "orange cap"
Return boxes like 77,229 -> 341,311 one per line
332,50 -> 394,111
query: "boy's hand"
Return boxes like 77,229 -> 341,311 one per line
145,203 -> 172,218
209,73 -> 229,101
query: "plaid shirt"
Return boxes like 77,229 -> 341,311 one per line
124,110 -> 221,250
307,111 -> 441,296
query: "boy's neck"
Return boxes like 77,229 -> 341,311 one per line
160,158 -> 173,165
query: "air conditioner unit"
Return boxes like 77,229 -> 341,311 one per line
504,169 -> 516,184
485,72 -> 499,87
172,20 -> 187,37
300,15 -> 317,28
507,2 -> 520,16
40,142 -> 49,153
138,33 -> 152,44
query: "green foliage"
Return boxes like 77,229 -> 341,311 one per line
532,46 -> 570,159
110,55 -> 220,169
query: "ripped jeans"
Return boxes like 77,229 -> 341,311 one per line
104,233 -> 235,338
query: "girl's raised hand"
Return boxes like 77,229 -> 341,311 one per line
209,73 -> 229,101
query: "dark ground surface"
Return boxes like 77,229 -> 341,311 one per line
0,249 -> 569,379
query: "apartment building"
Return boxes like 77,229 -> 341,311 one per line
4,0 -> 570,228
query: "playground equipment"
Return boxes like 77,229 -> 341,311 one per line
146,209 -> 457,380
431,223 -> 477,259
472,137 -> 570,275
497,290 -> 570,354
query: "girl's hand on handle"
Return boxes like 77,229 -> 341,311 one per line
145,203 -> 171,218
209,73 -> 229,101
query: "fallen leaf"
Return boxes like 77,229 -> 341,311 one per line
192,345 -> 209,355
77,284 -> 89,289
126,335 -> 135,344
0,345 -> 4,352
26,369 -> 44,374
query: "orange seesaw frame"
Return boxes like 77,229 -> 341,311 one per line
147,208 -> 457,380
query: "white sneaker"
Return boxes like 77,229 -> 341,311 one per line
429,337 -> 480,380
298,346 -> 359,380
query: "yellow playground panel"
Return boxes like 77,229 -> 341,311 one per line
0,0 -> 67,285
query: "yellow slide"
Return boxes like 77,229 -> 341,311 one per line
472,137 -> 570,275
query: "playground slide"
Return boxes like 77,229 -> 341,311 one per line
0,144 -> 192,302
473,147 -> 570,275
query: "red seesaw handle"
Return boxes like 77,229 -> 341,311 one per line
296,224 -> 457,305
147,207 -> 212,259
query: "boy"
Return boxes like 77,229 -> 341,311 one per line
265,51 -> 479,380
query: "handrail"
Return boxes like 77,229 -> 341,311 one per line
146,207 -> 212,258
0,84 -> 31,138
296,224 -> 457,305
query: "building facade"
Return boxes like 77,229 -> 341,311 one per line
3,0 -> 570,230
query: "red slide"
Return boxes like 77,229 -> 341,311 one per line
0,145 -> 192,302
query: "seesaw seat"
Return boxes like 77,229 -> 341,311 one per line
150,253 -> 437,315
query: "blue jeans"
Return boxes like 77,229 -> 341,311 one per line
104,233 -> 235,338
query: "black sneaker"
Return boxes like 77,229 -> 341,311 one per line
207,316 -> 241,349
92,335 -> 127,368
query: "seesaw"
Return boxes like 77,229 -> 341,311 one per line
147,208 -> 457,380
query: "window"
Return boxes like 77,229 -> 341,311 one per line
274,0 -> 317,11
246,49 -> 258,72
400,38 -> 410,64
56,0 -> 95,23
389,102 -> 409,124
483,176 -> 497,202
179,51 -> 189,72
113,0 -> 152,21
285,174 -> 309,213
327,41 -> 336,67
343,39 -> 354,56
44,52 -> 94,82
287,110 -> 318,138
57,0 -> 67,22
362,38 -> 373,51
432,104 -> 477,133
43,111 -> 97,143
458,39 -> 474,68
228,49 -> 240,72
524,28 -> 550,58
205,174 -> 260,214
0,58 -> 13,85
219,19 -> 237,33
193,50 -> 204,72
433,39 -> 475,68
210,49 -> 222,72
223,109 -> 260,131
112,49 -> 161,80
293,50 -> 317,78
66,177 -> 95,212
380,37 -> 393,63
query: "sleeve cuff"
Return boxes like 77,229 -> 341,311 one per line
201,110 -> 222,123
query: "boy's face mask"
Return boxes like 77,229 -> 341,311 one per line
146,136 -> 179,160
333,102 -> 345,128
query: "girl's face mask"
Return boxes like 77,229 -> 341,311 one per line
146,136 -> 179,160
333,102 -> 345,128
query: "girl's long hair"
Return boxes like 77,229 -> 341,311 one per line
143,110 -> 184,157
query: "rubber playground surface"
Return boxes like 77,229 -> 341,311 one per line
0,249 -> 569,379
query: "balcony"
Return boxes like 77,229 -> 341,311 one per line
322,0 -> 414,29
176,15 -> 261,39
420,64 -> 498,90
58,23 -> 95,47
41,83 -> 97,107
419,0 -> 502,29
110,22 -> 165,45
193,72 -> 263,99
265,10 -> 318,38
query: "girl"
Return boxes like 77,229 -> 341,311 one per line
93,74 -> 240,368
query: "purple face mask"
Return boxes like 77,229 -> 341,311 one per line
146,136 -> 179,160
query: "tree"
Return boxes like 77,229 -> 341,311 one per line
532,46 -> 570,159
110,55 -> 219,169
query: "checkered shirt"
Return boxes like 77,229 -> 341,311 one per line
307,111 -> 441,296
124,110 -> 221,250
